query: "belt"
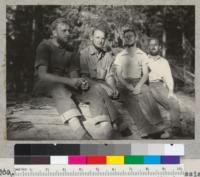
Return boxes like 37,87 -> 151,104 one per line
150,80 -> 163,83
91,78 -> 105,81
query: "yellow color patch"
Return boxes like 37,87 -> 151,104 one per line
106,156 -> 124,164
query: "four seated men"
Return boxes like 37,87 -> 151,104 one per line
34,18 -> 180,139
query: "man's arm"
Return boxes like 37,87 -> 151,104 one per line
105,75 -> 116,89
163,61 -> 176,98
131,52 -> 150,94
133,63 -> 149,94
38,66 -> 84,89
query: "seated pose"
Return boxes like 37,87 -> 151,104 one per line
114,27 -> 168,139
79,25 -> 132,137
148,38 -> 181,138
34,18 -> 116,140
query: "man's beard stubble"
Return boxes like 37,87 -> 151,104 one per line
149,50 -> 160,56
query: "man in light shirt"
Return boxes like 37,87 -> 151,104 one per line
79,25 -> 132,138
148,38 -> 181,138
114,27 -> 168,139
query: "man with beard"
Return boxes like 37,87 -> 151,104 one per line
79,26 -> 132,137
148,38 -> 180,138
34,18 -> 116,140
114,27 -> 168,139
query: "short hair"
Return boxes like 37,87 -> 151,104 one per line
123,27 -> 137,36
148,38 -> 161,46
92,24 -> 108,38
50,18 -> 69,32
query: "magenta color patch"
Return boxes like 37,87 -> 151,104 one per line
68,156 -> 86,164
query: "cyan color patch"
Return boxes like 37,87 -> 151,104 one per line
144,156 -> 161,164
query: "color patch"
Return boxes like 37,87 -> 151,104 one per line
124,156 -> 144,164
31,156 -> 50,164
15,144 -> 81,155
87,156 -> 106,164
106,156 -> 124,164
131,144 -> 148,155
80,145 -> 98,155
68,156 -> 86,164
161,156 -> 180,164
15,144 -> 31,155
15,156 -> 31,164
50,156 -> 68,164
144,156 -> 161,164
164,144 -> 184,155
148,144 -> 165,155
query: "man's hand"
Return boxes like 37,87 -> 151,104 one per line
80,80 -> 90,91
126,84 -> 134,91
111,88 -> 119,99
132,84 -> 142,95
69,78 -> 86,89
168,90 -> 177,100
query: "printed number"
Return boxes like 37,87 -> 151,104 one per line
0,169 -> 14,177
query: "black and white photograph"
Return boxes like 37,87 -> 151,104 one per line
6,5 -> 195,140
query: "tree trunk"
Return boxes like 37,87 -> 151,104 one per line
182,32 -> 186,85
27,6 -> 37,92
162,28 -> 166,57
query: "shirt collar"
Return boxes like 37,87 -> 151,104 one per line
89,45 -> 106,55
120,47 -> 139,56
148,54 -> 161,61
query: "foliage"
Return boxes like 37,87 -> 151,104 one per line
6,5 -> 195,94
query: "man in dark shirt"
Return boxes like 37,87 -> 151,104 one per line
34,18 -> 116,140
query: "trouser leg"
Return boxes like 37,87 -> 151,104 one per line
50,83 -> 92,139
119,84 -> 166,135
150,83 -> 180,128
50,84 -> 81,122
78,84 -> 115,139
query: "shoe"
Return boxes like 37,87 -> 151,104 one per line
160,131 -> 172,139
120,128 -> 133,137
143,131 -> 164,139
141,133 -> 149,139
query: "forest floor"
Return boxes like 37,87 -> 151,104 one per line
6,90 -> 194,140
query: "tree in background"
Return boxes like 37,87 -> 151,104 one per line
6,5 -> 195,95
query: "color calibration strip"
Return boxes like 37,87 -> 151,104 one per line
15,144 -> 184,156
15,155 -> 180,165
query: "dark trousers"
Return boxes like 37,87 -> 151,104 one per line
33,79 -> 117,123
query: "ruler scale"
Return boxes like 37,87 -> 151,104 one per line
14,165 -> 184,177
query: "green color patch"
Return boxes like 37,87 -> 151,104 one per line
124,156 -> 144,164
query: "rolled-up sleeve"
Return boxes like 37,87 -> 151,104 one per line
105,53 -> 115,79
113,54 -> 122,67
35,42 -> 50,68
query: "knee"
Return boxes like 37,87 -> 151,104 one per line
92,84 -> 106,94
51,85 -> 72,99
169,99 -> 180,112
141,84 -> 151,93
83,115 -> 113,139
